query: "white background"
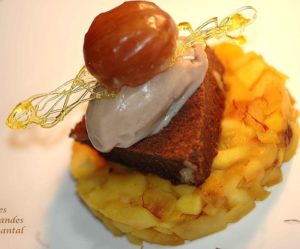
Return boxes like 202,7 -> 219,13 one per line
0,0 -> 300,249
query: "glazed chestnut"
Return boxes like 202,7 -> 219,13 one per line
83,1 -> 178,90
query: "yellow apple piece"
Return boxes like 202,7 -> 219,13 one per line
235,55 -> 266,89
71,142 -> 107,180
264,111 -> 286,132
176,193 -> 203,215
213,43 -> 244,71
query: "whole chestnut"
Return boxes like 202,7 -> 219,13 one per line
83,1 -> 178,90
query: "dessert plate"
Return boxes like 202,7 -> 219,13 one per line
0,0 -> 299,249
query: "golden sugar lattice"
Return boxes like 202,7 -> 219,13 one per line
6,66 -> 116,129
6,6 -> 256,129
172,6 -> 257,64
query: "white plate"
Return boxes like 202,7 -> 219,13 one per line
0,0 -> 300,249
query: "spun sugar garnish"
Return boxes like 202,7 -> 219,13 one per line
6,6 -> 256,129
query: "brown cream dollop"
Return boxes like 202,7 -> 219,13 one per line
86,45 -> 208,152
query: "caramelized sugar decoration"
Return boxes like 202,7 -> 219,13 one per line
6,6 -> 257,129
83,1 -> 178,90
